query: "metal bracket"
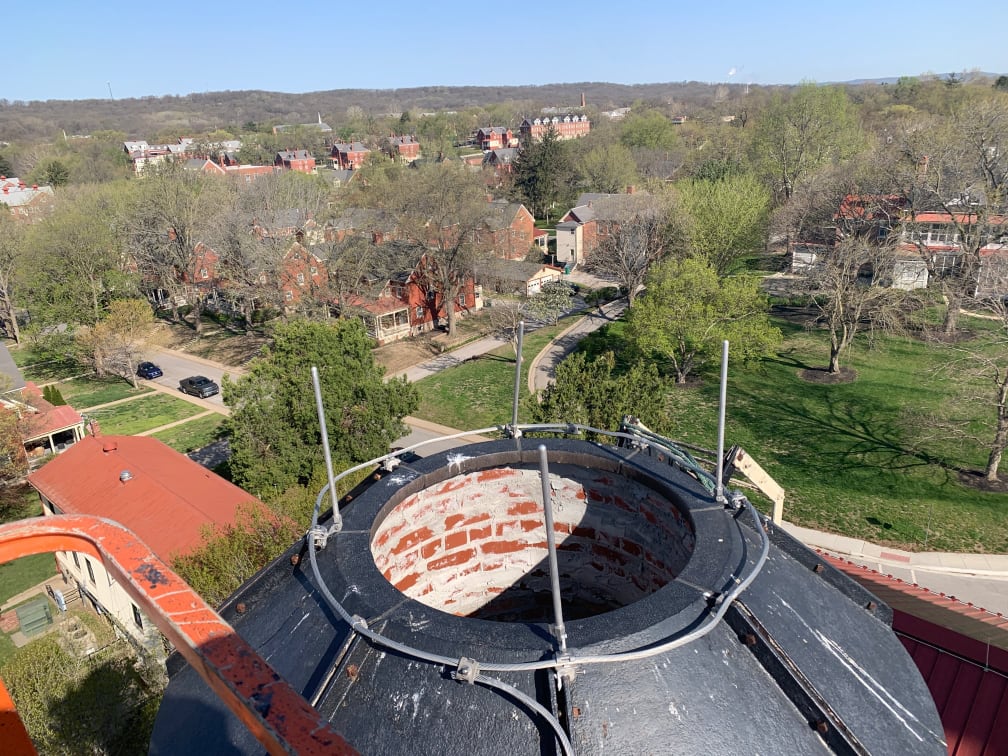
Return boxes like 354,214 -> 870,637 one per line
308,523 -> 340,550
381,455 -> 401,473
453,657 -> 480,684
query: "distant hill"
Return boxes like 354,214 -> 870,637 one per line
0,81 -> 780,142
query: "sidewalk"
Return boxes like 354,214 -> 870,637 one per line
781,521 -> 1008,616
527,298 -> 627,394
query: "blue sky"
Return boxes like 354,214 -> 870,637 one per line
7,1 -> 1008,102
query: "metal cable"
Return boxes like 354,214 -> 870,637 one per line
304,422 -> 769,754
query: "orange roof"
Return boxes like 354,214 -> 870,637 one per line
28,435 -> 265,560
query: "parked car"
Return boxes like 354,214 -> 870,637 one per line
136,361 -> 163,380
179,375 -> 219,398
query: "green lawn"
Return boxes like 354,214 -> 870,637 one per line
151,413 -> 227,454
0,553 -> 57,606
53,376 -> 153,409
573,314 -> 1008,553
88,394 -> 206,436
414,319 -> 572,430
9,346 -> 84,383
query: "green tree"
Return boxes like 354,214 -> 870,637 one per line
365,161 -> 495,335
74,298 -> 158,386
577,142 -> 639,194
619,110 -> 680,151
0,210 -> 26,343
752,84 -> 864,201
892,99 -> 1008,334
511,128 -> 574,221
528,351 -> 669,440
674,173 -> 771,275
42,384 -> 67,405
0,152 -> 13,177
223,319 -> 418,497
626,257 -> 781,384
128,165 -> 229,333
996,75 -> 1008,92
40,159 -> 70,187
172,502 -> 302,605
20,183 -> 137,331
4,634 -> 163,754
798,237 -> 913,374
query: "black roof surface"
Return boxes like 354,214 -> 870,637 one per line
150,438 -> 945,755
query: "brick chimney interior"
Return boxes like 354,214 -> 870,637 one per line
371,463 -> 695,622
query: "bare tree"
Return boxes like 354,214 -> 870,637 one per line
214,172 -> 330,328
890,100 -> 1008,335
365,162 -> 494,335
584,194 -> 671,307
128,165 -> 229,334
0,212 -> 25,343
800,237 -> 915,374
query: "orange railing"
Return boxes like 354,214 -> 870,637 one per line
0,515 -> 356,756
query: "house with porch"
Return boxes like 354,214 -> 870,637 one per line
339,252 -> 481,345
28,435 -> 273,662
790,194 -> 1008,295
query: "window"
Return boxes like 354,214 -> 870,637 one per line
310,265 -> 317,275
72,552 -> 80,568
200,267 -> 209,279
132,603 -> 144,630
285,291 -> 294,301
85,558 -> 95,584
416,306 -> 424,319
297,272 -> 305,285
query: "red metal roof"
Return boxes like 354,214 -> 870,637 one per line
824,553 -> 1008,755
27,435 -> 265,560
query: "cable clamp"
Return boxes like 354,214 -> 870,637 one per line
453,657 -> 480,684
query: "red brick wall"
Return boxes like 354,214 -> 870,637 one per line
371,464 -> 694,620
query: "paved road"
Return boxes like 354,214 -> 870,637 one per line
529,298 -> 628,393
143,347 -> 246,407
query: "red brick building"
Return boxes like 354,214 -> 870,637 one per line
274,150 -> 316,174
340,252 -> 480,345
478,200 -> 535,261
384,135 -> 421,164
519,114 -> 590,142
475,126 -> 517,151
331,142 -> 371,170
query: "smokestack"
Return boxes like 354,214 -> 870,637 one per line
581,92 -> 586,108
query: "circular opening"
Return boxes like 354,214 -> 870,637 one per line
371,462 -> 695,622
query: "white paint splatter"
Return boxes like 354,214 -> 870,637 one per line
667,701 -> 682,720
388,472 -> 418,486
446,453 -> 471,473
290,612 -> 310,634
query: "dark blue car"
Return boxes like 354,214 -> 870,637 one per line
137,361 -> 163,379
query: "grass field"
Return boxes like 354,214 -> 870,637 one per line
52,376 -> 153,409
88,394 -> 206,436
419,308 -> 1008,554
0,553 -> 56,606
151,413 -> 227,454
9,347 -> 84,383
414,319 -> 571,430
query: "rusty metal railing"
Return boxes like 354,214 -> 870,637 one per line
0,514 -> 357,756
